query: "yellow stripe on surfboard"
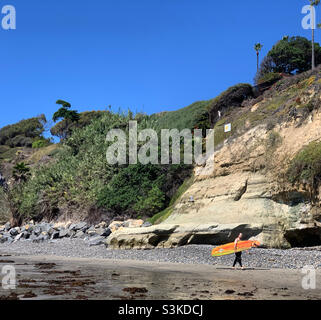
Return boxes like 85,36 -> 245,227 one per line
211,240 -> 260,257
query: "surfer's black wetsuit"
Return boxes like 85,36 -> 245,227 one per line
233,252 -> 242,268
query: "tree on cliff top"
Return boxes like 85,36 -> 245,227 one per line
51,110 -> 106,141
52,100 -> 80,123
51,100 -> 80,140
254,43 -> 263,71
255,36 -> 321,83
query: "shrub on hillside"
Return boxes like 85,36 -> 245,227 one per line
0,115 -> 47,147
97,164 -> 167,216
50,110 -> 106,140
209,83 -> 254,126
152,100 -> 212,134
32,137 -> 52,149
9,135 -> 33,148
287,141 -> 321,203
255,72 -> 282,86
12,162 -> 31,183
134,186 -> 165,216
11,111 -> 192,222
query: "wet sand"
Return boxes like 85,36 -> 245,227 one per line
0,254 -> 320,300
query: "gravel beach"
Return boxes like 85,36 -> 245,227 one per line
1,239 -> 321,269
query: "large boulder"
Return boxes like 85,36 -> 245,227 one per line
69,222 -> 88,232
4,222 -> 11,231
14,233 -> 23,242
123,219 -> 144,228
51,231 -> 60,240
9,228 -> 19,237
32,234 -> 49,243
109,221 -> 124,233
33,226 -> 42,237
21,224 -> 34,233
73,230 -> 86,239
95,222 -> 108,229
107,223 -> 263,250
21,231 -> 30,240
88,236 -> 105,246
95,228 -> 111,237
59,229 -> 70,238
38,223 -> 53,233
142,222 -> 153,228
28,234 -> 38,242
0,234 -> 11,243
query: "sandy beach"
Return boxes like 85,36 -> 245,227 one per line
0,241 -> 320,300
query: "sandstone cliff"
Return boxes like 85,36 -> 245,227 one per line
108,69 -> 321,249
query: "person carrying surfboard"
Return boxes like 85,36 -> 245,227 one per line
233,233 -> 244,270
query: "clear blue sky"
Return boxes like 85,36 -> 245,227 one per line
0,0 -> 316,130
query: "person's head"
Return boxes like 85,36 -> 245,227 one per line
238,233 -> 243,240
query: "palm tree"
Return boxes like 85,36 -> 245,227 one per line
310,0 -> 320,70
254,43 -> 263,71
12,162 -> 31,183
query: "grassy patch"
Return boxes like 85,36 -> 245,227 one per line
152,100 -> 212,132
214,90 -> 297,147
302,76 -> 316,88
214,118 -> 226,127
264,95 -> 288,111
214,110 -> 266,148
214,124 -> 231,147
147,206 -> 174,225
257,72 -> 282,85
0,145 -> 10,154
0,147 -> 22,162
27,144 -> 60,164
169,176 -> 194,206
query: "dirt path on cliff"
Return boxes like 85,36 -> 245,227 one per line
0,254 -> 320,300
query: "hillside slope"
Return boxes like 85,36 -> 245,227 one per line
108,67 -> 321,249
3,67 -> 321,249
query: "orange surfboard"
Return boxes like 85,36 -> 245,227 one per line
211,240 -> 260,257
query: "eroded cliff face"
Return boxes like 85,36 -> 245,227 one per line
108,73 -> 321,249
165,109 -> 321,247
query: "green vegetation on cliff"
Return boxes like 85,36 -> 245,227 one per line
9,111 -> 192,223
3,53 -> 321,226
0,115 -> 47,148
0,188 -> 10,224
288,141 -> 321,203
214,68 -> 321,148
255,36 -> 321,84
51,109 -> 106,140
151,100 -> 212,133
